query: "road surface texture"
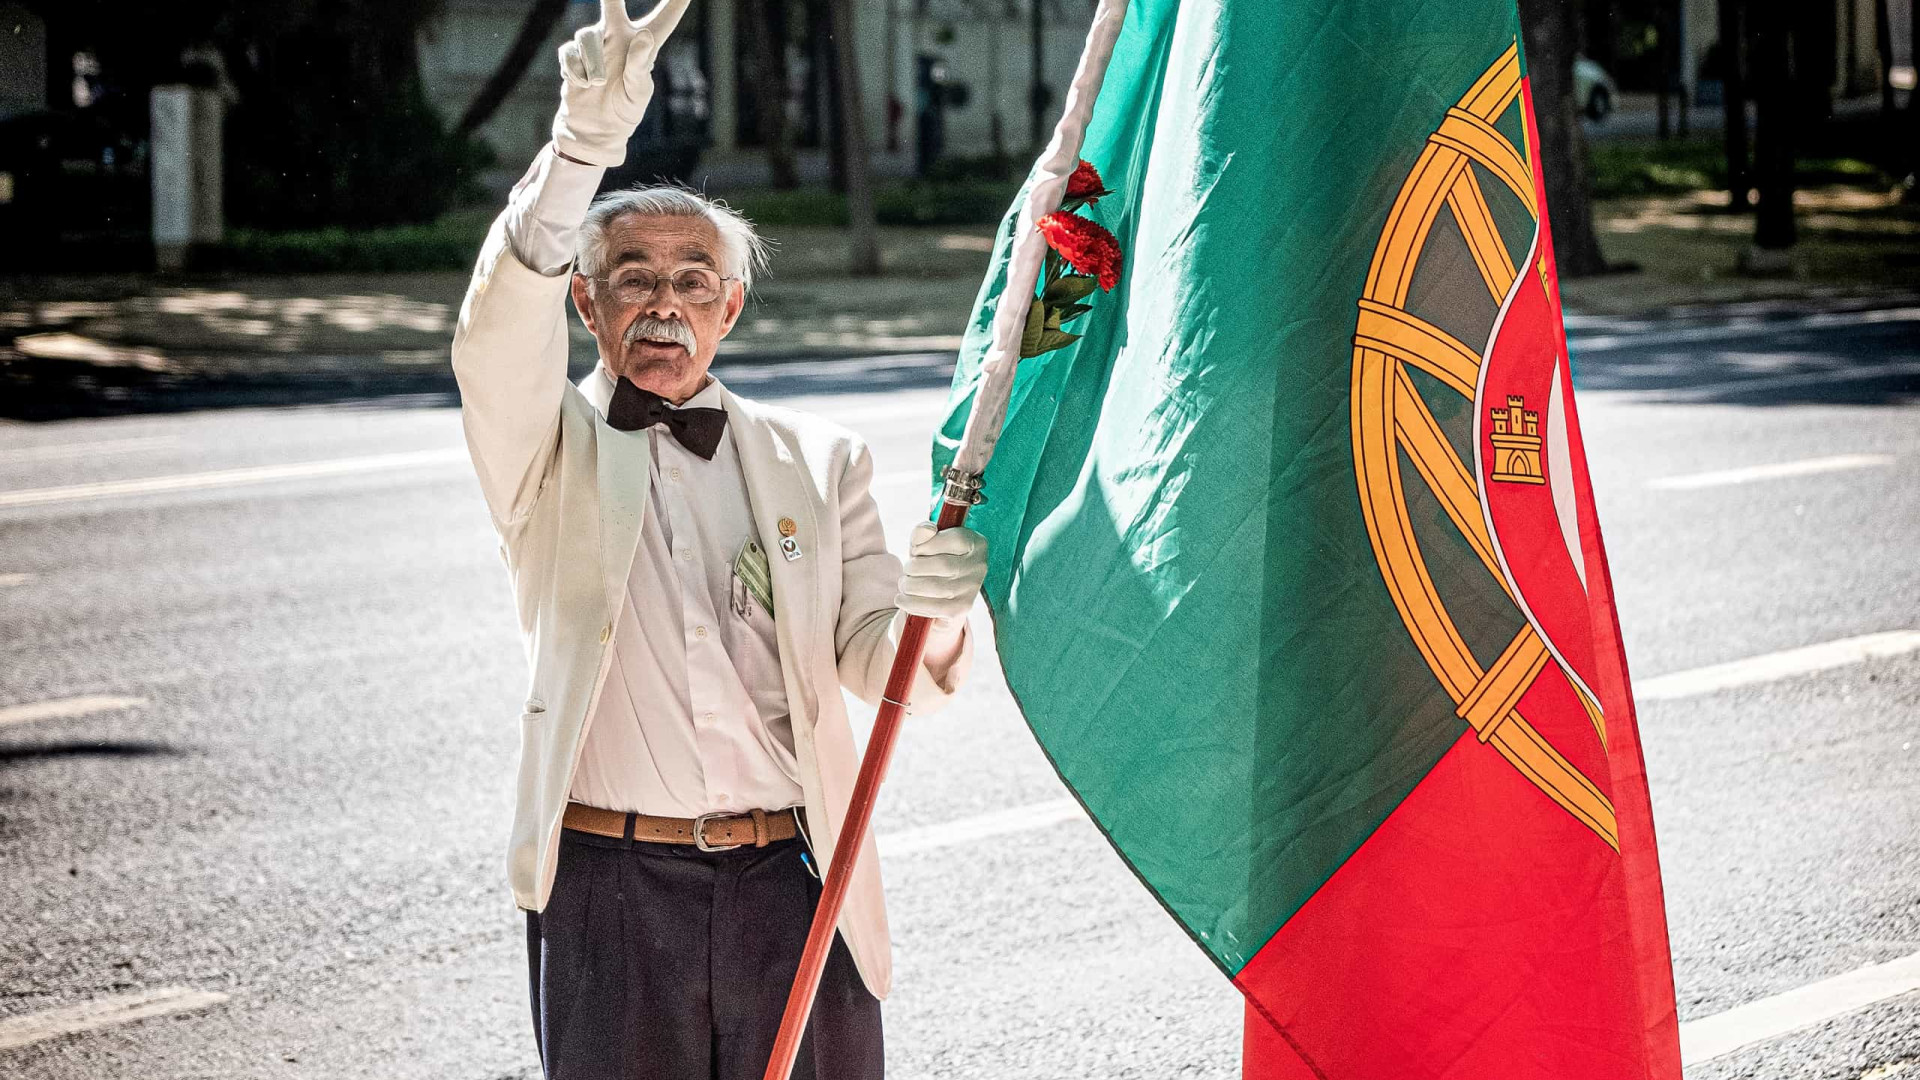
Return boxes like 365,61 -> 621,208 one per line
1,303 -> 1916,1078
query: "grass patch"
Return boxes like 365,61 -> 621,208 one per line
1592,138 -> 1894,199
211,207 -> 495,273
197,179 -> 1021,274
723,179 -> 1018,228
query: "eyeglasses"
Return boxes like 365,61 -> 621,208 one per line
596,266 -> 736,306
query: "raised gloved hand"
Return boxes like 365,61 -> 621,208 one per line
551,0 -> 694,167
895,523 -> 989,625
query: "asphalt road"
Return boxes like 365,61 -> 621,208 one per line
0,304 -> 1916,1079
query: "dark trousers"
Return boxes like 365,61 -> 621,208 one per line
526,827 -> 883,1080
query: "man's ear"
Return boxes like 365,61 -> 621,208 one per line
717,279 -> 746,338
570,272 -> 597,336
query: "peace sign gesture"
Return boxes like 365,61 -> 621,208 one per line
552,0 -> 696,167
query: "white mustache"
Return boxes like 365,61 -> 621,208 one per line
625,317 -> 697,353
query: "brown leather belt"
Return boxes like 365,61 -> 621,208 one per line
563,801 -> 800,851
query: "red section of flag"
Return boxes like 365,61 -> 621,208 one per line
1239,76 -> 1679,1079
1237,732 -> 1678,1080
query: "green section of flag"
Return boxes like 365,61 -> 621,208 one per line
935,0 -> 1522,973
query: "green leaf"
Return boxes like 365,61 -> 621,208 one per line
1045,275 -> 1097,304
1035,328 -> 1082,354
1056,302 -> 1095,322
1044,306 -> 1063,331
1058,189 -> 1115,215
1019,297 -> 1045,357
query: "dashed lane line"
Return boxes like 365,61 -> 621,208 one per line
1680,949 -> 1920,1065
0,695 -> 148,728
2,436 -> 182,464
1636,631 -> 1920,701
880,798 -> 1086,856
1648,453 -> 1896,490
0,572 -> 32,588
0,448 -> 468,510
0,987 -> 230,1052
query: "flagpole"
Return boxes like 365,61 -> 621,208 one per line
759,3 -> 1131,1077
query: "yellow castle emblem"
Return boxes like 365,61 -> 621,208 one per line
1488,395 -> 1545,484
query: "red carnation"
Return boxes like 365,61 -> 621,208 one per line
1037,211 -> 1123,291
1065,159 -> 1105,203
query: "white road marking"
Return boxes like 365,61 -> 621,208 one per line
0,448 -> 467,510
0,572 -> 32,588
0,695 -> 147,728
2,436 -> 182,464
881,634 -> 1920,857
1637,631 -> 1920,701
1648,453 -> 1896,490
0,987 -> 230,1052
875,469 -> 931,488
881,798 -> 1087,857
1679,949 -> 1920,1065
1617,361 -> 1920,403
1570,306 -> 1920,354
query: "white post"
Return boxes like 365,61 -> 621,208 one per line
150,85 -> 223,272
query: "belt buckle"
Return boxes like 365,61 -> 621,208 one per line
692,811 -> 743,852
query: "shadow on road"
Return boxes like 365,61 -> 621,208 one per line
0,357 -> 466,421
0,740 -> 183,764
1571,316 -> 1920,407
0,351 -> 964,422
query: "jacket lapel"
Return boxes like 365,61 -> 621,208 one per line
579,368 -> 650,618
719,382 -> 820,721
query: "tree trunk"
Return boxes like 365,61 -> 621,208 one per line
455,0 -> 569,138
1028,0 -> 1047,151
1519,0 -> 1609,277
1750,0 -> 1797,248
1720,0 -> 1750,210
742,0 -> 800,188
828,0 -> 880,274
818,0 -> 847,194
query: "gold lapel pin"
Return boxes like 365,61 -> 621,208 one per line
777,517 -> 798,538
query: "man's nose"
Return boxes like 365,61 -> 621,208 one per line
642,281 -> 682,321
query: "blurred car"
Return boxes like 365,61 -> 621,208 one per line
0,108 -> 148,267
1575,55 -> 1617,121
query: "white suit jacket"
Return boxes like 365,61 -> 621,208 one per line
450,214 -> 972,998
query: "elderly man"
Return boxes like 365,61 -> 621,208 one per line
450,2 -> 988,1077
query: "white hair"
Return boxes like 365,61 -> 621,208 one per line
575,186 -> 771,293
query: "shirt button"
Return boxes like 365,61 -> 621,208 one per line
599,623 -> 611,643
681,549 -> 693,562
694,625 -> 708,639
670,466 -> 682,481
703,711 -> 716,724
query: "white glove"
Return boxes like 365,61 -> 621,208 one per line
552,0 -> 694,167
895,523 -> 989,624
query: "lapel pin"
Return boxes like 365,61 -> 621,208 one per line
779,534 -> 803,562
777,517 -> 797,537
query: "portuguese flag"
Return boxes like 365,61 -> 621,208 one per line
932,1 -> 1684,1076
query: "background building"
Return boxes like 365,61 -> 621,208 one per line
418,0 -> 1101,187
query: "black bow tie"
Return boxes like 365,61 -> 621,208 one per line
606,378 -> 729,461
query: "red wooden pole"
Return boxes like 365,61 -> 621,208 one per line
760,489 -> 977,1080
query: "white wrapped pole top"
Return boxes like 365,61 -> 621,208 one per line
949,0 -> 1131,480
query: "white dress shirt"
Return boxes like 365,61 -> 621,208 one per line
502,147 -> 804,817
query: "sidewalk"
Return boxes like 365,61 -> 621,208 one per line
2,194 -> 1914,419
